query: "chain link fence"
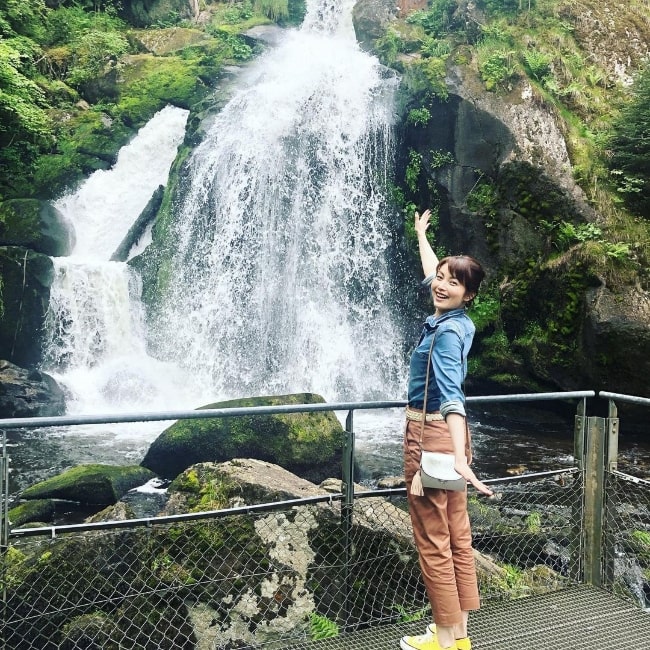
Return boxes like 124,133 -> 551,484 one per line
602,471 -> 650,610
2,469 -> 586,650
4,392 -> 649,649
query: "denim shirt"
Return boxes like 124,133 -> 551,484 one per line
407,308 -> 476,419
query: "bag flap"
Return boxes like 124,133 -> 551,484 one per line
421,452 -> 463,481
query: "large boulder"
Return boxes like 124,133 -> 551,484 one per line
159,459 -> 418,649
119,0 -> 198,28
20,464 -> 157,505
140,393 -> 345,483
584,284 -> 650,423
352,0 -> 400,52
0,359 -> 65,418
0,199 -> 75,257
0,247 -> 54,368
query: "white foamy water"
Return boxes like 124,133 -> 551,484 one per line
149,0 -> 407,401
42,105 -> 195,423
40,0 -> 409,448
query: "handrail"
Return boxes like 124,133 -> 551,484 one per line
9,467 -> 582,538
0,391 -> 596,430
599,391 -> 650,407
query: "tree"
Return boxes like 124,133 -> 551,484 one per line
608,64 -> 650,217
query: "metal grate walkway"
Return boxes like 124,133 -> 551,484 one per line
288,586 -> 650,650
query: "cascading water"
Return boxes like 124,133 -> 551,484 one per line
151,0 -> 407,402
43,105 -> 193,416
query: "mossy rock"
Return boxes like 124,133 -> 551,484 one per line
141,393 -> 345,483
0,246 -> 54,367
21,464 -> 157,505
0,199 -> 75,256
8,499 -> 56,528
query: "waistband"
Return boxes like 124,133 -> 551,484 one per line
405,406 -> 444,422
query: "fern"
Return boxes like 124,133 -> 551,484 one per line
309,613 -> 339,640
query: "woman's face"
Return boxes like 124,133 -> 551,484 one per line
430,263 -> 475,314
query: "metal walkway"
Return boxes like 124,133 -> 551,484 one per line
288,586 -> 650,650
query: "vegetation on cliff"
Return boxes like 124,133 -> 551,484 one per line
376,0 -> 650,391
0,0 -> 300,201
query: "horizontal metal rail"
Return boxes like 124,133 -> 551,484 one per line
599,391 -> 650,407
9,492 -> 347,538
9,467 -> 581,538
0,391 -> 596,430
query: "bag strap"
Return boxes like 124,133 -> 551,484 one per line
418,327 -> 471,452
419,332 -> 436,446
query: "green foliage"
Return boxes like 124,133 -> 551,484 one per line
477,38 -> 518,90
405,0 -> 457,38
0,0 -> 47,39
406,107 -> 431,127
394,603 -> 431,623
405,149 -> 423,192
309,613 -> 339,640
45,5 -> 126,46
522,49 -> 551,81
421,37 -> 452,59
525,511 -> 541,533
66,30 -> 129,86
219,1 -> 254,24
429,149 -> 454,169
404,56 -> 449,100
0,41 -> 50,139
470,290 -> 501,333
551,221 -> 601,250
477,0 -> 536,17
608,63 -> 650,217
254,0 -> 289,22
375,28 -> 405,66
467,178 -> 499,219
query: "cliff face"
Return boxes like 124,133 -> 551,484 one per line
353,0 -> 650,397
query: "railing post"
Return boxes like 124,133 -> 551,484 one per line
582,416 -> 606,586
602,399 -> 620,587
341,409 -> 355,627
1,429 -> 9,646
570,398 -> 587,582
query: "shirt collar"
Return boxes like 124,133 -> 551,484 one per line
424,308 -> 466,331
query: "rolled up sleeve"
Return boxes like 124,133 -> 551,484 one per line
431,328 -> 466,418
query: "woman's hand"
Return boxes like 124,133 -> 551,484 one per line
414,209 -> 432,237
415,208 -> 439,276
454,459 -> 494,496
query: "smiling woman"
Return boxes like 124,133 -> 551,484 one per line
401,208 -> 490,650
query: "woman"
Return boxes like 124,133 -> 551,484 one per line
401,209 -> 493,650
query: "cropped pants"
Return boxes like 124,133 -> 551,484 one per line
404,417 -> 480,626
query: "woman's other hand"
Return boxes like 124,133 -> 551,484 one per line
454,459 -> 494,496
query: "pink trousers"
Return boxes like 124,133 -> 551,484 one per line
404,418 -> 480,626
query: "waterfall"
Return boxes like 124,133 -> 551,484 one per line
151,0 -> 407,402
43,105 -> 193,415
42,0 -> 408,419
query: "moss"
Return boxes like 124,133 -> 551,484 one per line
21,464 -> 157,505
114,52 -> 217,127
141,393 -> 345,482
8,499 -> 56,528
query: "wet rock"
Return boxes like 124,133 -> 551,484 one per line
140,393 -> 345,483
0,199 -> 75,257
0,360 -> 65,418
21,464 -> 157,506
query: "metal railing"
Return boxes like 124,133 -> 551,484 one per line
1,389 -> 648,648
595,392 -> 650,610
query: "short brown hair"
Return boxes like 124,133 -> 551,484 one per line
437,255 -> 485,302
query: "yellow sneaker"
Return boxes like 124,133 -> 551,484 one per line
424,624 -> 471,650
400,631 -> 457,650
